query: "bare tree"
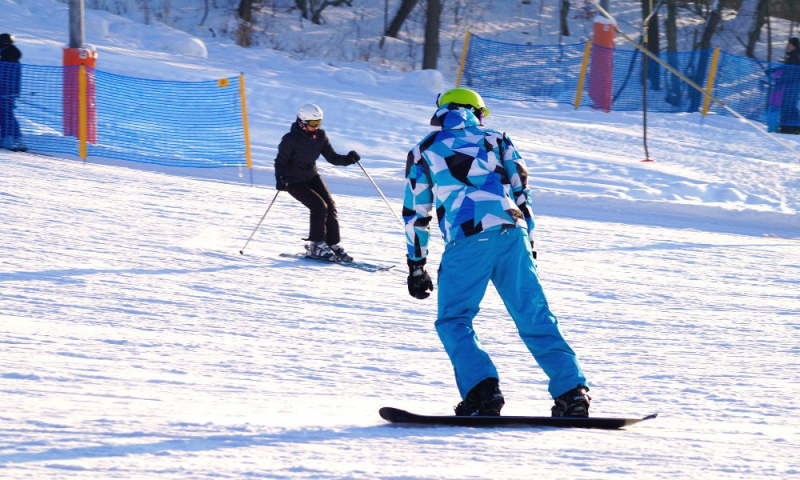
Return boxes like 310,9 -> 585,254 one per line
295,0 -> 354,25
560,0 -> 570,37
384,0 -> 420,38
698,0 -> 723,50
236,0 -> 255,47
664,0 -> 682,105
423,0 -> 442,70
239,0 -> 254,23
744,0 -> 769,58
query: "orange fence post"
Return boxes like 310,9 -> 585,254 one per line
63,47 -> 97,144
589,16 -> 615,112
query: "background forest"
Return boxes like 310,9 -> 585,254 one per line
69,0 -> 800,75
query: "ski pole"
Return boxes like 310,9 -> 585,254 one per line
239,191 -> 280,255
356,161 -> 404,227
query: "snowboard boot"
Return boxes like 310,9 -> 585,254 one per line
454,377 -> 505,416
551,385 -> 591,417
304,241 -> 339,262
329,244 -> 353,263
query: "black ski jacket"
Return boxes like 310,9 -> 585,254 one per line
785,48 -> 800,67
0,44 -> 22,98
274,121 -> 353,184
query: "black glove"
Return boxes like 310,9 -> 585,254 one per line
407,256 -> 434,299
276,176 -> 287,191
347,150 -> 361,164
530,241 -> 537,260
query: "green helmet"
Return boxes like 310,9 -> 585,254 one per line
438,88 -> 489,118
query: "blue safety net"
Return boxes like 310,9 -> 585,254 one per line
461,34 -> 800,130
462,38 -> 587,104
1,63 -> 247,167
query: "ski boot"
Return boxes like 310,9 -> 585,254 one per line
329,244 -> 353,263
304,241 -> 339,262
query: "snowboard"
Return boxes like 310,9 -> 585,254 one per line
379,407 -> 656,429
279,253 -> 394,273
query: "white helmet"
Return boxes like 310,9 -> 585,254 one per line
297,103 -> 323,122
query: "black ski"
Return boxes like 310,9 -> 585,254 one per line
279,253 -> 394,272
379,407 -> 656,429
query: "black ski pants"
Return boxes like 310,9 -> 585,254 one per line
287,174 -> 340,245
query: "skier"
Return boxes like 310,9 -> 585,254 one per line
0,33 -> 26,152
778,37 -> 800,134
403,88 -> 591,417
274,103 -> 360,262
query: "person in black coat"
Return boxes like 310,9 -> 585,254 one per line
0,33 -> 26,151
779,37 -> 800,134
274,103 -> 360,262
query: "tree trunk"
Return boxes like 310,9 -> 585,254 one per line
745,0 -> 769,58
699,0 -> 722,50
560,0 -> 570,37
665,0 -> 682,105
238,0 -> 254,23
295,0 -> 308,20
422,0 -> 441,70
385,0 -> 419,38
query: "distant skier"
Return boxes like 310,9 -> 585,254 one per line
778,37 -> 800,134
274,103 -> 361,262
0,33 -> 26,152
403,88 -> 591,417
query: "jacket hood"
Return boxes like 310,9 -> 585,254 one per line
429,105 -> 482,130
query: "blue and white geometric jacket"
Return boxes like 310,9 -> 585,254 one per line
403,104 -> 536,261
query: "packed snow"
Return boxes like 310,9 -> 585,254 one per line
1,0 -> 799,478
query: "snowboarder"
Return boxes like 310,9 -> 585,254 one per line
403,88 -> 590,417
274,103 -> 360,262
0,33 -> 26,152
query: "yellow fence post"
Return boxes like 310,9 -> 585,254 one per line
574,40 -> 592,109
456,30 -> 471,88
78,65 -> 87,160
238,74 -> 252,169
702,47 -> 721,116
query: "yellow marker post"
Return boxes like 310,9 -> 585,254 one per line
702,47 -> 721,116
574,41 -> 592,109
238,74 -> 252,169
78,65 -> 87,159
455,30 -> 471,88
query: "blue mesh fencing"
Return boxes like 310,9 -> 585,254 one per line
1,63 -> 247,167
461,34 -> 800,130
463,38 -> 587,104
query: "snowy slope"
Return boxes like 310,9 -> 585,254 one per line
2,0 -> 800,478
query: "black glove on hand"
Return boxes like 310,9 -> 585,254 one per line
530,241 -> 537,260
407,256 -> 434,299
347,150 -> 361,164
276,176 -> 287,191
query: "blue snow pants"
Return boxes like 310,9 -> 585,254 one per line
435,227 -> 587,400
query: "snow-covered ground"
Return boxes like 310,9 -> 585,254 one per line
2,0 -> 800,478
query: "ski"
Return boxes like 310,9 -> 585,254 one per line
279,253 -> 394,272
379,407 -> 657,430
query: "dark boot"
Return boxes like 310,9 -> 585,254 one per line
551,385 -> 591,417
454,378 -> 505,416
